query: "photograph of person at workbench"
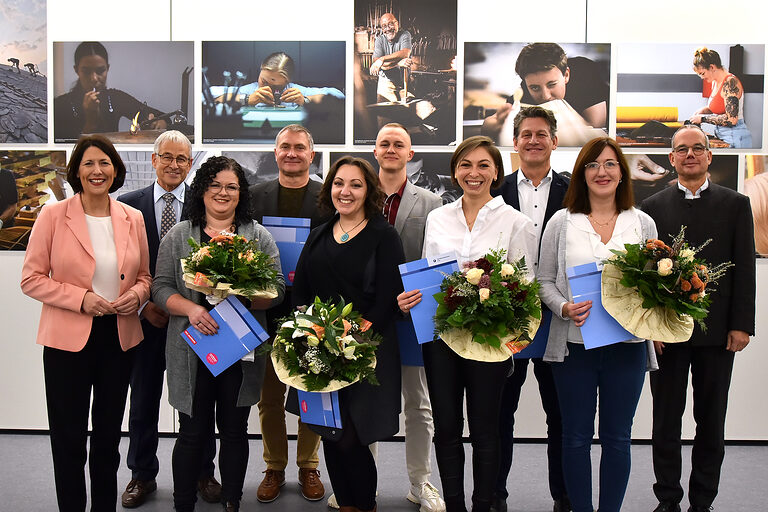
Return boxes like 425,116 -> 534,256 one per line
353,0 -> 457,145
464,42 -> 610,147
52,41 -> 194,144
201,41 -> 345,145
615,43 -> 764,149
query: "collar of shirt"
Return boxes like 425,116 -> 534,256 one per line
677,178 -> 709,199
451,194 -> 507,216
516,168 -> 553,188
383,180 -> 408,226
153,181 -> 185,205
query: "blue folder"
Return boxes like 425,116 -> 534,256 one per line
566,262 -> 634,349
297,390 -> 342,428
262,216 -> 311,286
399,253 -> 460,345
396,320 -> 424,366
180,296 -> 269,376
513,309 -> 552,359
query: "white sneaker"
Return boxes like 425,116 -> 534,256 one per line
407,482 -> 446,512
327,493 -> 339,509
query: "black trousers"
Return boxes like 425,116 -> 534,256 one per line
650,343 -> 735,509
423,339 -> 512,512
172,358 -> 250,511
323,406 -> 378,511
495,356 -> 566,501
126,320 -> 216,481
43,315 -> 135,512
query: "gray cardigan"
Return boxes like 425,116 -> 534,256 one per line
537,207 -> 659,370
152,220 -> 285,416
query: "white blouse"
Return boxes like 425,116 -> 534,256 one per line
423,195 -> 537,275
564,208 -> 644,343
85,214 -> 120,302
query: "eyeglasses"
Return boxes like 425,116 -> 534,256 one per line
585,160 -> 619,172
673,144 -> 708,157
157,153 -> 190,166
208,182 -> 240,194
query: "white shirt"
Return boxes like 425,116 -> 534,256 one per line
516,168 -> 553,265
153,181 -> 185,238
423,195 -> 538,276
564,208 -> 645,343
85,214 -> 120,302
677,178 -> 709,199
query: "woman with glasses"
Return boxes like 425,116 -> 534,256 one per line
152,156 -> 285,512
537,137 -> 658,512
688,47 -> 752,148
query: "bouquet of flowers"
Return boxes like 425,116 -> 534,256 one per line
433,248 -> 541,362
601,227 -> 732,342
269,296 -> 380,392
181,232 -> 279,299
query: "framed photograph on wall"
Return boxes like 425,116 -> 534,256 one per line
221,151 -> 324,187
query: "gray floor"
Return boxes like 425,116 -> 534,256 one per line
1,434 -> 766,511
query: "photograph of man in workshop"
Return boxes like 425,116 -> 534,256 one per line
353,0 -> 457,145
464,42 -> 610,147
615,43 -> 764,149
52,41 -> 194,144
201,41 -> 345,145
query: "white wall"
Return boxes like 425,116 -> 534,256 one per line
2,0 -> 767,440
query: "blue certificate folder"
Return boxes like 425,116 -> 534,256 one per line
261,216 -> 311,286
297,389 -> 342,428
396,320 -> 424,366
566,262 -> 634,349
180,296 -> 269,376
514,309 -> 551,359
399,253 -> 459,345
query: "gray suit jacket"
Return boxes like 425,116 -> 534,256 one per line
394,180 -> 442,262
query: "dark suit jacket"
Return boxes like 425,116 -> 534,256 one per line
118,183 -> 190,276
641,183 -> 756,346
249,178 -> 331,230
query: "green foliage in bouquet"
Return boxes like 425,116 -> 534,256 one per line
607,227 -> 732,329
183,233 -> 278,296
433,249 -> 541,348
269,296 -> 381,392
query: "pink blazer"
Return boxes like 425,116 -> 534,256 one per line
21,195 -> 152,352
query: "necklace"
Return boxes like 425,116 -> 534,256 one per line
588,212 -> 617,227
338,217 -> 366,242
205,223 -> 236,237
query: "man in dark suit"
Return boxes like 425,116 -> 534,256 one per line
642,125 -> 755,512
491,106 -> 571,512
251,124 -> 331,504
118,131 -> 221,507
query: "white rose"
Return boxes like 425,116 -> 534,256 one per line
465,268 -> 484,285
500,263 -> 515,278
679,248 -> 695,261
657,258 -> 674,276
478,288 -> 490,302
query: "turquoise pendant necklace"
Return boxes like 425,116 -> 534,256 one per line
339,217 -> 366,242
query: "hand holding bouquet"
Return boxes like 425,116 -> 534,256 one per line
433,248 -> 541,361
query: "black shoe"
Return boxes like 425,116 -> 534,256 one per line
686,507 -> 712,512
554,497 -> 572,512
653,502 -> 681,512
490,496 -> 507,512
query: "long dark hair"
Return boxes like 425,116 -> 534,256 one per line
318,156 -> 385,218
186,156 -> 252,227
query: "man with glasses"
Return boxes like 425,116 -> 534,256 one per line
118,131 -> 222,507
641,125 -> 755,512
370,12 -> 412,103
491,106 -> 571,512
249,124 -> 331,504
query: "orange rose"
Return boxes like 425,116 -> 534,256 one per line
681,279 -> 692,292
690,273 -> 704,290
690,293 -> 699,302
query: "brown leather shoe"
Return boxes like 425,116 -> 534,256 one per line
197,475 -> 222,503
257,469 -> 286,503
298,468 -> 325,501
121,478 -> 157,508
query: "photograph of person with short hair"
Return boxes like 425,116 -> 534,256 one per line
464,42 -> 610,147
353,0 -> 457,145
53,41 -> 194,144
202,41 -> 345,145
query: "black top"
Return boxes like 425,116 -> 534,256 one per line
54,86 -> 163,142
0,169 -> 17,228
640,183 -> 756,346
290,214 -> 405,444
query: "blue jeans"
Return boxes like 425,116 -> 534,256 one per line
550,342 -> 646,512
715,120 -> 752,148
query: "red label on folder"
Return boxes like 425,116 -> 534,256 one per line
288,271 -> 295,283
206,353 -> 218,365
301,400 -> 308,413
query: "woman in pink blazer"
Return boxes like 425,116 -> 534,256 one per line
21,135 -> 151,512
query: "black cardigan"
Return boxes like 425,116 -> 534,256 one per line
640,183 -> 755,346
